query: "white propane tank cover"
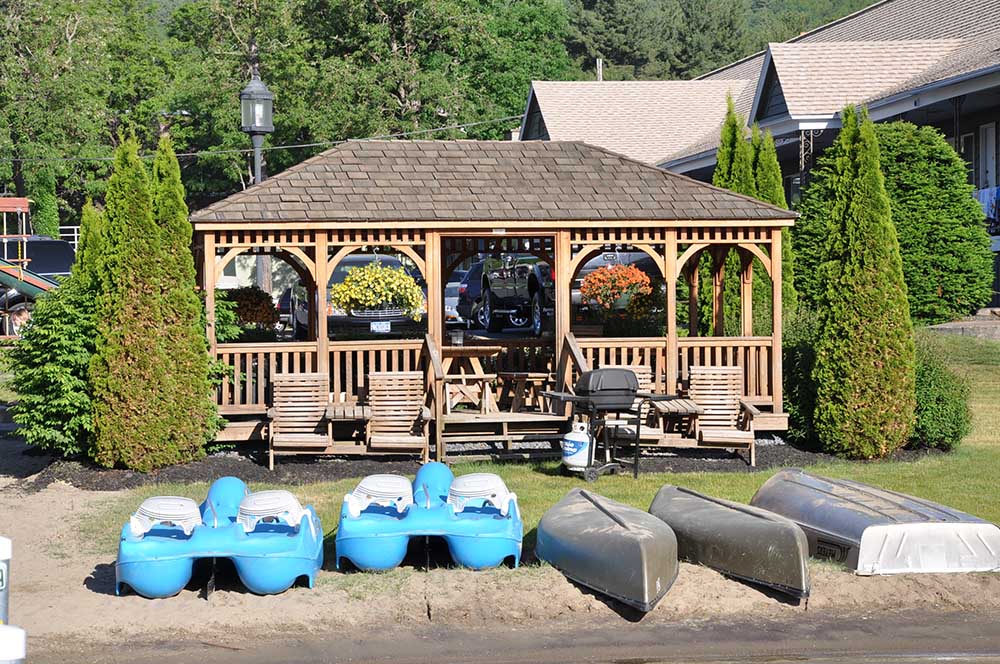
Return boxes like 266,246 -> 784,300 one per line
0,625 -> 26,662
0,538 -> 9,560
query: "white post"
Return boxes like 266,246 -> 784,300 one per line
0,537 -> 8,626
0,625 -> 26,663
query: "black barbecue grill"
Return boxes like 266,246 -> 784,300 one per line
544,368 -> 674,481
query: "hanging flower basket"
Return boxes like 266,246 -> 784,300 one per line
329,261 -> 425,321
579,264 -> 652,312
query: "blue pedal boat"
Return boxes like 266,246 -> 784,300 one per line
335,462 -> 522,571
116,477 -> 323,598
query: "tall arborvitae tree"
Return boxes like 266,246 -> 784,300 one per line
150,135 -> 219,451
27,168 -> 60,238
8,201 -> 103,455
812,106 -> 915,459
89,138 -> 190,471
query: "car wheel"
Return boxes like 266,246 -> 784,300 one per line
483,288 -> 505,333
508,312 -> 529,328
531,292 -> 544,337
474,302 -> 489,329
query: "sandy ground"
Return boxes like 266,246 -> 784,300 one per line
3,478 -> 1000,656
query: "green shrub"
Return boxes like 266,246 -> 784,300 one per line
911,334 -> 971,451
226,285 -> 279,328
211,290 -> 242,343
811,106 -> 915,459
782,307 -> 819,448
27,167 -> 60,238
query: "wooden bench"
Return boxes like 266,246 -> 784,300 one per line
366,371 -> 431,462
689,366 -> 759,466
267,372 -> 331,470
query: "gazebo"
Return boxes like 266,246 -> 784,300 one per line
190,140 -> 795,462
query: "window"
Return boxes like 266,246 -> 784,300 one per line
960,133 -> 976,185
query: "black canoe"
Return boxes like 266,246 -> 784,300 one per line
536,488 -> 679,612
649,485 -> 810,599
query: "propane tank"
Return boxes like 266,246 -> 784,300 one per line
560,421 -> 591,472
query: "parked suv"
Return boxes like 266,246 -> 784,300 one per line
480,254 -> 554,336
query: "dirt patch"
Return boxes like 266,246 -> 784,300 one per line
3,480 -> 999,647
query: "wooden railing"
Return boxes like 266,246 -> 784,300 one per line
216,342 -> 319,414
576,337 -> 668,392
328,339 -> 425,403
573,336 -> 774,401
677,336 -> 773,399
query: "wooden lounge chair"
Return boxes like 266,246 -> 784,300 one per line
366,371 -> 431,462
267,372 -> 331,470
688,366 -> 759,466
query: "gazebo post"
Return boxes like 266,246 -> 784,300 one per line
711,247 -> 727,335
315,231 -> 329,373
740,251 -> 754,337
771,229 -> 783,413
203,232 -> 216,353
554,230 -> 572,388
426,232 -> 443,347
686,262 -> 699,337
664,231 -> 678,395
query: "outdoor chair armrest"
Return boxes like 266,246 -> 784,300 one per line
266,407 -> 276,419
739,399 -> 761,418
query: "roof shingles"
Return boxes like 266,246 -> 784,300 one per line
190,141 -> 792,224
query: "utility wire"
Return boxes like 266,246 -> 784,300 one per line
1,114 -> 524,164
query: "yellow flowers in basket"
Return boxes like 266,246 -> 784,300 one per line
328,261 -> 425,320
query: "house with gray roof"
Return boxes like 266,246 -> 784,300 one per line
520,0 -> 1000,209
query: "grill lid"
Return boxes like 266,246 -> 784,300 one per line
575,368 -> 639,396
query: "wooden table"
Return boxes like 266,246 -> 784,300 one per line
498,371 -> 552,412
652,398 -> 703,416
441,345 -> 505,414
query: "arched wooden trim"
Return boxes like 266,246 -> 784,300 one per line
214,246 -> 316,288
443,251 -> 475,280
674,243 -> 709,280
326,244 -> 427,281
630,243 -> 666,280
569,245 -> 667,282
737,243 -> 772,278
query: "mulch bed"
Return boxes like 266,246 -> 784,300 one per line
1,435 -> 945,493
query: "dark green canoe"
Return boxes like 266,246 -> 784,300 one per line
649,485 -> 810,599
536,488 -> 679,612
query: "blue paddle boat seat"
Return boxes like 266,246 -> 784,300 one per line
116,477 -> 323,599
336,462 -> 522,571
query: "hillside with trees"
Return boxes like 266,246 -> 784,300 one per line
1,0 -> 879,219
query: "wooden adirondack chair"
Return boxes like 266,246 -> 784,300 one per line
366,371 -> 431,462
688,366 -> 759,466
267,372 -> 331,470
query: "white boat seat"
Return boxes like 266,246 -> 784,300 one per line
447,473 -> 517,517
344,474 -> 414,519
129,496 -> 202,538
237,490 -> 308,534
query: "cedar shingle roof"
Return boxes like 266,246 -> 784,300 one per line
189,140 -> 794,224
526,80 -> 753,165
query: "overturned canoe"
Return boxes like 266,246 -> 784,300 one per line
649,485 -> 810,599
536,488 -> 678,612
751,468 -> 1000,575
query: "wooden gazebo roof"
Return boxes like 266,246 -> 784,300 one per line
190,140 -> 794,224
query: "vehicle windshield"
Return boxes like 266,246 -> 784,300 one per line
445,285 -> 459,298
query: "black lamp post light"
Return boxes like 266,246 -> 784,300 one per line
239,63 -> 274,185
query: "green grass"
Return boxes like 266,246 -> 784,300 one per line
84,332 -> 1000,562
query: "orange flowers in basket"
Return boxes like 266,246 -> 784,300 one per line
579,264 -> 652,311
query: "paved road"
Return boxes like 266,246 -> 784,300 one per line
35,610 -> 1000,663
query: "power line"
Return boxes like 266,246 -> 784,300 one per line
0,115 -> 524,164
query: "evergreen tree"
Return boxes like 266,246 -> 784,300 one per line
27,168 -> 60,238
674,0 -> 750,77
796,121 -> 993,323
811,106 -> 915,459
7,201 -> 103,455
712,95 -> 740,190
565,0 -> 681,79
89,137 -> 188,471
150,135 -> 219,453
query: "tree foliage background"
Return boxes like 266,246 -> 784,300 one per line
2,0 -> 871,217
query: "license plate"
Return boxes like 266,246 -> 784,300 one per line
370,321 -> 391,333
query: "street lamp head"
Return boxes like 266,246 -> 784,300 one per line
240,65 -> 274,135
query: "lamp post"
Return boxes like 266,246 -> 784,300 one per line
240,62 -> 274,292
